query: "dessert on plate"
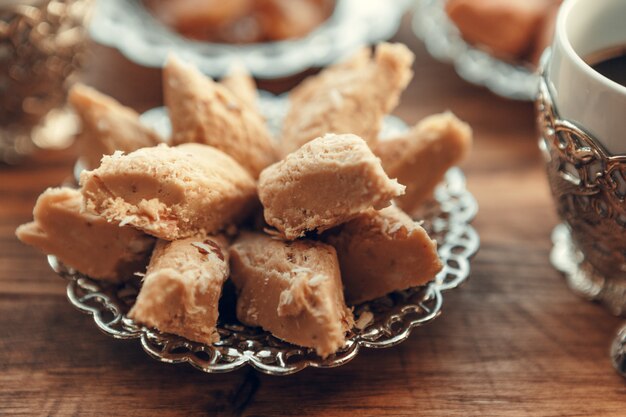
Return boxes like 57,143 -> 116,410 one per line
445,0 -> 562,66
17,42 -> 473,358
144,0 -> 336,44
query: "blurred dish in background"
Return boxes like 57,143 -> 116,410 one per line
89,0 -> 411,78
413,0 -> 560,100
144,0 -> 336,44
0,0 -> 92,164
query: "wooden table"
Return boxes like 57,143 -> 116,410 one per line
2,17 -> 625,417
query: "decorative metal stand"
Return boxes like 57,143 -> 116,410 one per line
0,0 -> 91,163
536,54 -> 626,378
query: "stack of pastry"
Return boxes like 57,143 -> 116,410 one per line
16,43 -> 472,358
445,0 -> 562,66
144,0 -> 336,44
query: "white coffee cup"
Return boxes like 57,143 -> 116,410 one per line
546,0 -> 626,156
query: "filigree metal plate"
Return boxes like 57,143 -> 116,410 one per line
59,93 -> 479,375
412,0 -> 538,101
88,0 -> 410,79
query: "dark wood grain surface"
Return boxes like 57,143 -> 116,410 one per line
2,17 -> 625,417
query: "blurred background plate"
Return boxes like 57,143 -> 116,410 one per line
89,0 -> 411,79
412,0 -> 539,101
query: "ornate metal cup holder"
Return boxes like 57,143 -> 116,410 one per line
536,53 -> 626,378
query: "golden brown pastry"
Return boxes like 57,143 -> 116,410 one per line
529,1 -> 560,65
164,56 -> 276,178
80,143 -> 257,241
220,64 -> 259,110
229,232 -> 353,357
259,133 -> 405,239
255,0 -> 334,41
280,42 -> 415,156
15,187 -> 155,282
144,0 -> 333,43
324,206 -> 442,304
445,0 -> 554,60
374,112 -> 472,213
144,0 -> 252,37
129,236 -> 229,344
68,84 -> 162,170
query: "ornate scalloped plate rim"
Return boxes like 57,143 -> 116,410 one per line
412,0 -> 539,101
48,169 -> 478,375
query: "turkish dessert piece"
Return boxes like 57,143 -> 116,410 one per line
129,236 -> 229,344
144,0 -> 335,44
80,143 -> 257,241
258,133 -> 405,239
445,0 -> 561,66
280,42 -> 414,156
164,56 -> 276,178
229,232 -> 353,357
69,84 -> 162,170
220,64 -> 259,110
15,187 -> 155,282
374,112 -> 472,213
324,206 -> 443,304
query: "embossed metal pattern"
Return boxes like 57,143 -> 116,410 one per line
88,0 -> 411,79
537,63 -> 626,310
57,94 -> 479,375
0,0 -> 91,163
611,322 -> 626,378
412,0 -> 538,101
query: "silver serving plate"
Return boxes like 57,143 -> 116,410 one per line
412,0 -> 538,101
62,93 -> 479,375
89,0 -> 411,78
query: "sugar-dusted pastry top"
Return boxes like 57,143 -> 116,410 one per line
229,232 -> 354,358
220,64 -> 259,110
325,206 -> 443,304
259,133 -> 405,239
280,42 -> 415,156
129,236 -> 229,344
374,112 -> 472,213
164,56 -> 276,178
68,84 -> 162,170
15,187 -> 155,282
80,143 -> 257,241
445,0 -> 558,62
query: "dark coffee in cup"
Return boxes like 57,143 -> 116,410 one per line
586,45 -> 626,87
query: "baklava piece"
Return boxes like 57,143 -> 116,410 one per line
129,236 -> 229,344
80,143 -> 257,240
229,232 -> 353,357
258,133 -> 405,239
220,64 -> 259,110
324,206 -> 442,305
164,56 -> 276,178
445,0 -> 552,60
69,84 -> 162,170
280,42 -> 414,156
15,187 -> 155,282
374,112 -> 472,213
